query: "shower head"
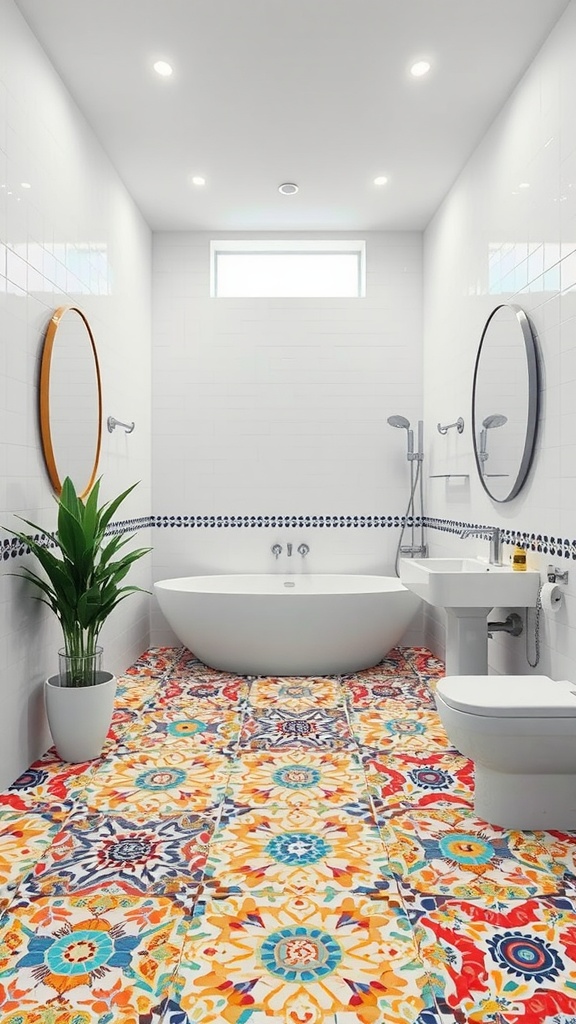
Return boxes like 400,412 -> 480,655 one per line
387,415 -> 411,430
388,414 -> 414,457
482,414 -> 507,429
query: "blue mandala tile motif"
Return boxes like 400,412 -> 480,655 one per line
239,708 -> 356,750
17,810 -> 214,908
486,930 -> 564,984
265,832 -> 332,866
259,925 -> 343,981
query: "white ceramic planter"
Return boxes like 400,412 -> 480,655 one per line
45,671 -> 117,763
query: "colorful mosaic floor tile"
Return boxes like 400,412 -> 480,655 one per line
224,749 -> 370,811
416,897 -> 576,1022
249,676 -> 343,710
169,891 -> 436,1023
0,893 -> 183,1021
239,707 -> 355,750
117,707 -> 241,754
206,807 -> 395,895
349,709 -> 457,754
16,808 -> 214,910
381,806 -> 564,900
79,749 -> 231,817
364,751 -> 475,813
1,643 -> 576,1023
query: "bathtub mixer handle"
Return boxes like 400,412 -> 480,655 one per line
271,542 -> 309,559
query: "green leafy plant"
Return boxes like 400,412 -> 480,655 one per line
8,477 -> 150,686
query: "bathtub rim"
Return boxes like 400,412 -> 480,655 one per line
154,572 -> 414,597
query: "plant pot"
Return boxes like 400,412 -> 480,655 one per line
45,670 -> 117,763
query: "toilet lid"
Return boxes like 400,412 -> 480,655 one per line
436,676 -> 576,717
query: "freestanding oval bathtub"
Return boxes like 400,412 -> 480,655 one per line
154,574 -> 420,676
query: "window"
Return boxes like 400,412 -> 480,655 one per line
211,240 -> 365,298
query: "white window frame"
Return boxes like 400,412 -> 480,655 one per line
210,239 -> 366,298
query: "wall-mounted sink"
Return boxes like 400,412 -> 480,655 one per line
399,557 -> 540,609
399,557 -> 541,676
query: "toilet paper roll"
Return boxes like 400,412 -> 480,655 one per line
541,582 -> 563,613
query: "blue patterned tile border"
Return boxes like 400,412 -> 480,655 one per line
424,516 -> 576,561
3,512 -> 575,562
1,516 -> 154,561
153,514 -> 422,529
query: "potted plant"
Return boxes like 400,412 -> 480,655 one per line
8,476 -> 150,763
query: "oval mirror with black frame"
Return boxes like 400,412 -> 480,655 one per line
472,303 -> 539,503
39,305 -> 103,499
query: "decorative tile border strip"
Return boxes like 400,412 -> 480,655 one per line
3,512 -> 574,562
0,516 -> 154,561
153,514 -> 422,529
424,516 -> 576,561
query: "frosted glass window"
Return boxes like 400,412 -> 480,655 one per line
211,242 -> 365,297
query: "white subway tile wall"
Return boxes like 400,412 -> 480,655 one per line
423,1 -> 576,677
151,231 -> 423,644
0,1 -> 152,788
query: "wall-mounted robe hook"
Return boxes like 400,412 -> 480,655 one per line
437,417 -> 464,435
107,416 -> 135,434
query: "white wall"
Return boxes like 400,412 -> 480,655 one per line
151,230 -> 423,644
0,0 -> 152,787
423,0 -> 576,679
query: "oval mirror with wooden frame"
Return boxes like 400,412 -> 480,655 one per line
39,306 -> 103,499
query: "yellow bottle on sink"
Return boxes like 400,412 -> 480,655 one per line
512,544 -> 526,571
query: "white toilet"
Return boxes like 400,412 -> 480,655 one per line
435,675 -> 576,830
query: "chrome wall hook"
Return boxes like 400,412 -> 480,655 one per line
437,417 -> 464,435
107,416 -> 135,434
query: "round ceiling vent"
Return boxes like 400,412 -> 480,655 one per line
278,182 -> 299,195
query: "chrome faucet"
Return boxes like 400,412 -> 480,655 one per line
460,526 -> 502,566
271,543 -> 282,559
298,543 -> 309,556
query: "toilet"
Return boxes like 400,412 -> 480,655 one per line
435,675 -> 576,830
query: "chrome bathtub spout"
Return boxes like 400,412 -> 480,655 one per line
287,543 -> 293,557
271,543 -> 282,559
460,526 -> 502,566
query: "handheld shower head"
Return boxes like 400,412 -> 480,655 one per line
388,414 -> 414,456
482,414 -> 507,429
387,415 -> 411,430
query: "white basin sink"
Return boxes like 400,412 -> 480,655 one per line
400,557 -> 540,609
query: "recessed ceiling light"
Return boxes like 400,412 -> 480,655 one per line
20,182 -> 31,189
410,60 -> 431,78
519,182 -> 530,189
191,176 -> 206,186
153,60 -> 173,77
278,182 -> 299,195
374,176 -> 388,186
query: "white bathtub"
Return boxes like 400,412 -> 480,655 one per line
154,574 -> 420,676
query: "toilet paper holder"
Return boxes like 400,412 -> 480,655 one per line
547,564 -> 569,584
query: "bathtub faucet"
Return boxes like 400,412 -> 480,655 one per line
271,543 -> 282,559
298,543 -> 309,557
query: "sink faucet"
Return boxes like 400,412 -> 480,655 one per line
460,526 -> 502,566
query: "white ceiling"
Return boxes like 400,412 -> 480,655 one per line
15,0 -> 572,232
